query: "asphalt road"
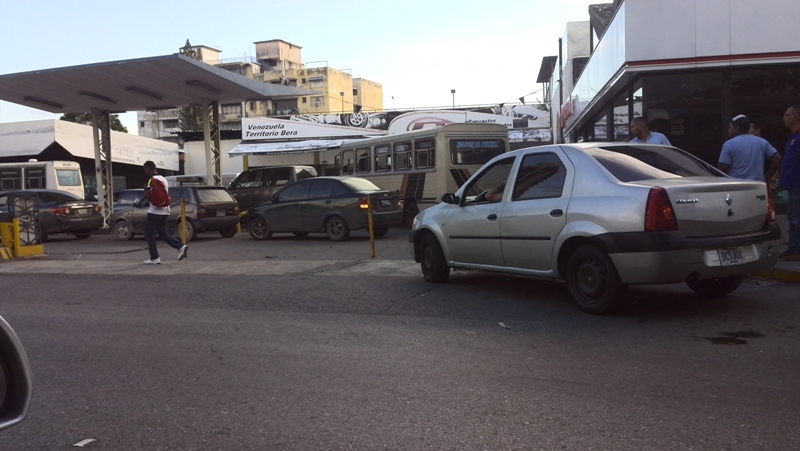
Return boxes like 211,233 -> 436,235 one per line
0,229 -> 798,450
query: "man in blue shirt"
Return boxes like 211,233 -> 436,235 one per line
629,117 -> 671,145
779,105 -> 800,261
718,114 -> 782,182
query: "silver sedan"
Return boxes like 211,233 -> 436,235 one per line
409,143 -> 781,314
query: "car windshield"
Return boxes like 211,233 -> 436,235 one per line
587,145 -> 723,182
341,178 -> 382,192
197,188 -> 236,203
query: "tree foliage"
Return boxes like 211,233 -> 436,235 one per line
60,112 -> 128,133
178,39 -> 202,132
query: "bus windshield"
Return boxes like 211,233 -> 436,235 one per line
56,169 -> 82,186
449,139 -> 506,165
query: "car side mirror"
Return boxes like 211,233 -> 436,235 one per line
0,316 -> 33,431
441,193 -> 459,204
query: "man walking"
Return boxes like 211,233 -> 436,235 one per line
143,161 -> 187,265
718,114 -> 782,182
629,117 -> 671,145
779,105 -> 800,261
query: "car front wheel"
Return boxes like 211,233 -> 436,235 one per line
114,221 -> 134,241
180,220 -> 197,242
566,245 -> 626,314
326,216 -> 350,241
420,233 -> 449,283
248,217 -> 273,240
686,276 -> 743,297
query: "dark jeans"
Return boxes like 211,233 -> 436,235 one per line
786,188 -> 800,254
145,213 -> 184,260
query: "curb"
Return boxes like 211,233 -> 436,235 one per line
754,268 -> 800,284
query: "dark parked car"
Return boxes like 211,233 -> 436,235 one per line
245,176 -> 403,241
0,189 -> 103,240
227,165 -> 318,210
109,186 -> 241,241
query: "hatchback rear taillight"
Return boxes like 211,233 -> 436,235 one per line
196,208 -> 207,218
766,182 -> 775,223
644,187 -> 678,232
94,205 -> 102,213
359,197 -> 369,209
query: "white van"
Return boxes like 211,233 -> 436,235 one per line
0,160 -> 85,198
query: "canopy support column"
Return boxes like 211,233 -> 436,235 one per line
91,108 -> 113,227
202,101 -> 221,186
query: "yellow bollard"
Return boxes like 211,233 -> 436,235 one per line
180,197 -> 187,244
367,196 -> 376,258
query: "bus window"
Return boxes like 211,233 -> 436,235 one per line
355,147 -> 371,174
449,139 -> 506,165
374,145 -> 391,172
0,168 -> 22,190
341,149 -> 355,175
24,167 -> 46,189
393,142 -> 412,171
415,138 -> 435,169
56,168 -> 83,187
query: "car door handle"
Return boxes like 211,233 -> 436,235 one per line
550,209 -> 563,217
487,214 -> 498,221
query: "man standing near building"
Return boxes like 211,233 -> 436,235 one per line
629,117 -> 672,145
718,114 -> 782,182
779,105 -> 800,261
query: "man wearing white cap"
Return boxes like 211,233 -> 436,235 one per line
718,114 -> 782,182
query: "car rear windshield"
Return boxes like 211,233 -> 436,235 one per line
197,188 -> 236,203
341,178 -> 382,192
588,145 -> 723,182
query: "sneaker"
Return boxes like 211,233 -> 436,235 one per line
782,253 -> 800,262
144,258 -> 161,265
177,245 -> 188,261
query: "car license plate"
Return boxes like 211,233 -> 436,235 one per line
717,247 -> 745,266
76,208 -> 87,215
380,199 -> 390,208
216,210 -> 224,217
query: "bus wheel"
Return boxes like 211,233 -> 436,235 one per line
404,201 -> 419,227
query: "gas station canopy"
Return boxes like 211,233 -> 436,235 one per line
0,53 -> 316,113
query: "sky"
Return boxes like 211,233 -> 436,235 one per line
0,0 -> 595,134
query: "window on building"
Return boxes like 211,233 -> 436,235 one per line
163,120 -> 178,130
353,88 -> 358,96
221,104 -> 241,115
302,97 -> 307,104
308,77 -> 325,88
139,121 -> 145,128
301,78 -> 306,84
311,96 -> 325,107
249,101 -> 256,110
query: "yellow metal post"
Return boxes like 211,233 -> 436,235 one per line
180,198 -> 187,244
367,197 -> 375,258
11,218 -> 43,257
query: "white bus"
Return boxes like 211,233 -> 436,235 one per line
337,123 -> 510,222
0,160 -> 85,198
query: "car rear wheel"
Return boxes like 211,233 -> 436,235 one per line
373,226 -> 389,238
248,217 -> 273,240
219,225 -> 237,238
180,220 -> 197,242
114,221 -> 134,241
686,276 -> 743,297
326,216 -> 350,241
74,232 -> 92,239
420,233 -> 449,283
566,245 -> 626,314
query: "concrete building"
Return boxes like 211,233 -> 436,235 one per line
543,0 -> 800,165
138,40 -> 383,142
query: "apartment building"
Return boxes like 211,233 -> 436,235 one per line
138,40 -> 383,142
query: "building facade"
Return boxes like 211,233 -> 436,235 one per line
138,40 -> 383,141
546,0 -> 800,165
